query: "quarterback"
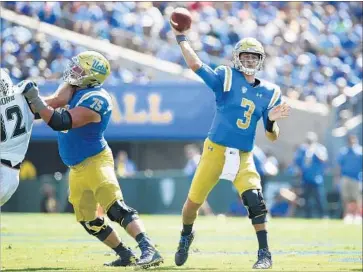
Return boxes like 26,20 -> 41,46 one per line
21,51 -> 163,268
171,22 -> 290,268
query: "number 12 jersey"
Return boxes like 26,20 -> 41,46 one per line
0,86 -> 34,165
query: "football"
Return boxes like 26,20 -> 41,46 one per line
170,7 -> 192,32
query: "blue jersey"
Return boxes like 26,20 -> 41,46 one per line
195,64 -> 282,151
58,86 -> 113,166
294,144 -> 328,185
337,145 -> 363,182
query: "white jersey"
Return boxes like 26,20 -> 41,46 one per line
0,89 -> 34,166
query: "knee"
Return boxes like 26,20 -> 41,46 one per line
106,199 -> 139,228
80,217 -> 113,241
241,189 -> 268,225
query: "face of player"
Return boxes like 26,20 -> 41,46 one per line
63,59 -> 87,86
239,53 -> 260,70
71,64 -> 85,75
69,63 -> 87,79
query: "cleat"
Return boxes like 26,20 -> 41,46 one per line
136,238 -> 164,269
175,231 -> 195,266
104,247 -> 138,267
253,248 -> 272,269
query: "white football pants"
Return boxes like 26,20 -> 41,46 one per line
0,164 -> 20,207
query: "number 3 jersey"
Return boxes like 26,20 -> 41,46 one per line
58,86 -> 113,166
0,88 -> 34,165
195,64 -> 282,152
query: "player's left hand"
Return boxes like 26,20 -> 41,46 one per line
20,80 -> 40,101
268,102 -> 290,121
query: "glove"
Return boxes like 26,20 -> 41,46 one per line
21,80 -> 47,112
21,80 -> 39,100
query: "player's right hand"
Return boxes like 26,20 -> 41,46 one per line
169,20 -> 185,36
20,80 -> 40,101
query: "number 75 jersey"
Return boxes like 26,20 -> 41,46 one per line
0,90 -> 34,164
58,86 -> 113,166
195,64 -> 282,152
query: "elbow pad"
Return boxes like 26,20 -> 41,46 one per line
48,110 -> 73,131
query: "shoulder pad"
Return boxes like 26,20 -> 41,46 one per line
268,88 -> 281,109
76,89 -> 112,114
214,65 -> 232,93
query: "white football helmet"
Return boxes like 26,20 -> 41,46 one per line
0,68 -> 14,97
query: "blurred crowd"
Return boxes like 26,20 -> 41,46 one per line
0,12 -> 151,85
228,132 -> 362,223
2,1 -> 362,105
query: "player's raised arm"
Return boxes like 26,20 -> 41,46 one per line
21,51 -> 112,131
170,8 -> 224,93
68,90 -> 112,128
21,81 -> 102,131
262,88 -> 290,141
169,12 -> 202,71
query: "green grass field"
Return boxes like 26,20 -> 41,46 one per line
1,213 -> 362,272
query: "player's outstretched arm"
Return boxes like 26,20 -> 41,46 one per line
21,81 -> 100,131
43,83 -> 76,109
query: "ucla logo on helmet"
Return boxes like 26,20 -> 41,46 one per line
91,59 -> 107,75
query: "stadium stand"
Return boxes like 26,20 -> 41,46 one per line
2,1 -> 362,105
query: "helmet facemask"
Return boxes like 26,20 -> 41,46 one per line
63,57 -> 101,88
63,51 -> 110,89
232,38 -> 266,75
243,53 -> 263,75
63,57 -> 88,87
233,51 -> 265,75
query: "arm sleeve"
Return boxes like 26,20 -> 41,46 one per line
24,97 -> 41,120
262,86 -> 282,141
76,92 -> 112,116
262,87 -> 282,131
195,64 -> 232,96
